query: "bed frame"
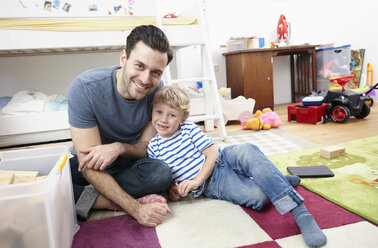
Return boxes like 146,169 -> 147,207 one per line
0,0 -> 226,147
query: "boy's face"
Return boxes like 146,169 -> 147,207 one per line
152,102 -> 187,138
118,41 -> 167,100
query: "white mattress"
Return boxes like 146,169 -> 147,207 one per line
0,111 -> 70,147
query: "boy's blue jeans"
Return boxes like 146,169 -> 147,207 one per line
204,143 -> 303,215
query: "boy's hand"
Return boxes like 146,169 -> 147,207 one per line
169,184 -> 181,201
177,179 -> 201,197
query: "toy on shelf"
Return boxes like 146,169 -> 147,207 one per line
277,14 -> 290,45
242,108 -> 282,131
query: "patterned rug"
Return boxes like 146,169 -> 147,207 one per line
212,129 -> 315,156
267,135 -> 378,224
72,186 -> 378,248
71,131 -> 378,247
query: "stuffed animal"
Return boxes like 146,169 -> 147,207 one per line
242,108 -> 282,131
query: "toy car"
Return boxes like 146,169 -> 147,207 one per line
323,76 -> 372,123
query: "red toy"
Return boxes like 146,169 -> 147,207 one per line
163,13 -> 177,19
277,14 -> 290,44
288,103 -> 327,124
329,75 -> 354,91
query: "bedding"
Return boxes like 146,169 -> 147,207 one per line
0,17 -> 197,31
0,90 -> 67,115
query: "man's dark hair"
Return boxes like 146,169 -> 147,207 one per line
126,25 -> 173,65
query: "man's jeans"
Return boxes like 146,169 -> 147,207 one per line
70,156 -> 172,219
204,143 -> 303,215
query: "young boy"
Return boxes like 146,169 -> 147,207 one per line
147,86 -> 327,248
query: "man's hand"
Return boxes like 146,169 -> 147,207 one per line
177,179 -> 201,197
136,203 -> 171,227
78,143 -> 121,172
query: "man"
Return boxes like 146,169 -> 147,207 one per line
68,25 -> 173,227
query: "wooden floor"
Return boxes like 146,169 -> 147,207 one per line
1,103 -> 377,152
208,103 -> 378,146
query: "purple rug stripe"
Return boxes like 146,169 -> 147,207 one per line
72,214 -> 160,248
237,240 -> 282,248
241,186 -> 364,239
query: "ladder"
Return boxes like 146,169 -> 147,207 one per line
155,0 -> 227,140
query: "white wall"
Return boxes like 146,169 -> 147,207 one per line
1,0 -> 376,102
205,0 -> 378,104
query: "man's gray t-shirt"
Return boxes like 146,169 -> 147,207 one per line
68,65 -> 162,146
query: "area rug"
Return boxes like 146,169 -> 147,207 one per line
212,129 -> 316,156
267,135 -> 378,224
72,186 -> 378,248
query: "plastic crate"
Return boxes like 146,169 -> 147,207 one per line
288,103 -> 327,124
316,45 -> 351,78
0,145 -> 78,248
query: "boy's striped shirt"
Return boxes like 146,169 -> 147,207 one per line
147,121 -> 213,197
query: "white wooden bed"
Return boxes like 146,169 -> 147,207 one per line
0,0 -> 226,147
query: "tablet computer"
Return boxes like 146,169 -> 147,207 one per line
287,166 -> 334,178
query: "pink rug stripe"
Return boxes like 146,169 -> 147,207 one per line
72,214 -> 160,248
238,240 -> 281,248
241,186 -> 365,239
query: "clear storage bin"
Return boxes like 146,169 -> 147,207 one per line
0,145 -> 78,248
316,45 -> 351,78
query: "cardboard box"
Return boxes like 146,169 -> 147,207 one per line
0,146 -> 78,248
288,103 -> 327,124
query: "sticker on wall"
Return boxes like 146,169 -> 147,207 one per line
88,4 -> 98,11
114,5 -> 122,13
52,0 -> 61,9
43,1 -> 52,11
18,0 -> 27,8
62,2 -> 71,13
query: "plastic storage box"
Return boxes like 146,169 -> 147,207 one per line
0,145 -> 78,248
316,45 -> 351,78
288,103 -> 327,124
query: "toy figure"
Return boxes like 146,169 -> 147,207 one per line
242,108 -> 282,131
277,14 -> 290,44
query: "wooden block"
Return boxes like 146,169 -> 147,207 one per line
320,146 -> 345,159
36,176 -> 48,181
13,171 -> 39,184
0,170 -> 15,185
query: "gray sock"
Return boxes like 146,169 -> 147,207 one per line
291,204 -> 327,247
285,174 -> 301,187
75,186 -> 100,220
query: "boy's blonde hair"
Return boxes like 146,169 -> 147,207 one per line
152,85 -> 190,117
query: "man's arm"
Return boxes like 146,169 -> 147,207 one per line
76,122 -> 156,171
70,124 -> 170,227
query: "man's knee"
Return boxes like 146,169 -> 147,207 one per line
151,160 -> 172,190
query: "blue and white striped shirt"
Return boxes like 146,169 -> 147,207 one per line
147,121 -> 214,197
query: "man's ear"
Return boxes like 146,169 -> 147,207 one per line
120,49 -> 127,67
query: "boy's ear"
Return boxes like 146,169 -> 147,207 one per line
180,114 -> 189,125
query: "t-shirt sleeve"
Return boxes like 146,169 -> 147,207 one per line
147,139 -> 157,158
188,123 -> 214,152
68,79 -> 97,128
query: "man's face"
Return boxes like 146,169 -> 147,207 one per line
119,41 -> 168,100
